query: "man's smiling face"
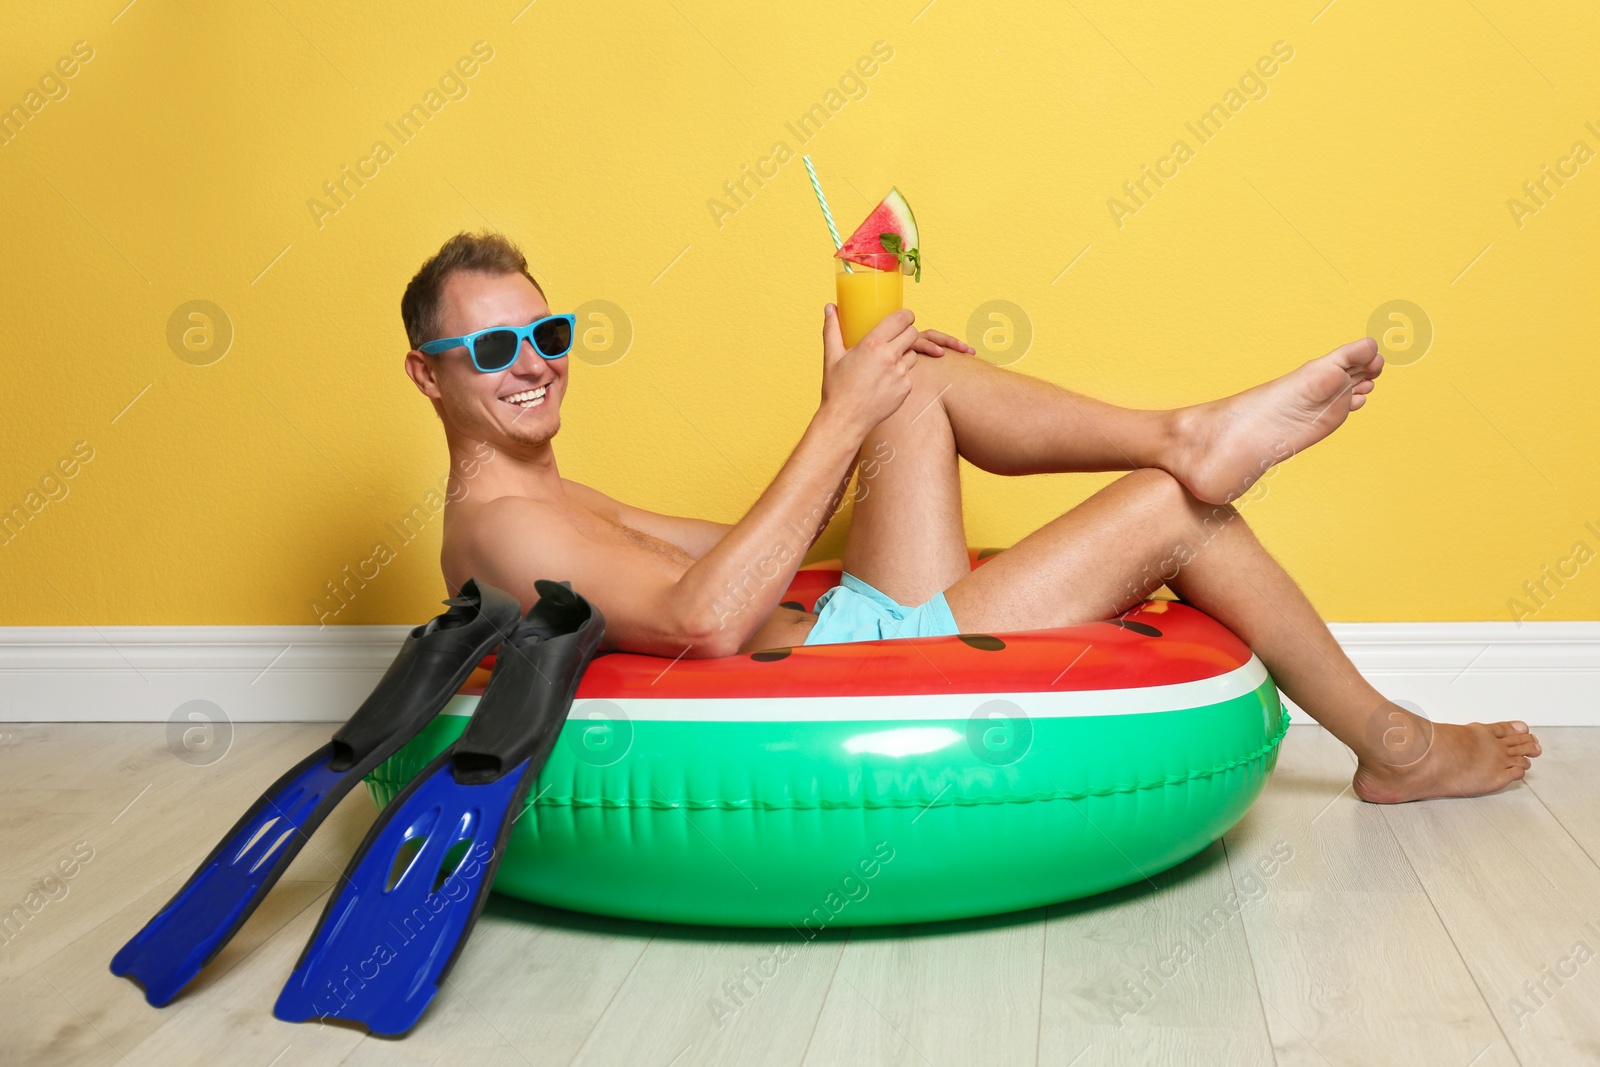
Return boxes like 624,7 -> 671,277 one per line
414,269 -> 566,449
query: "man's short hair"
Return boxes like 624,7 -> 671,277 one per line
401,231 -> 546,350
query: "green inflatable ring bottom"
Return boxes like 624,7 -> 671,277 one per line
363,598 -> 1288,929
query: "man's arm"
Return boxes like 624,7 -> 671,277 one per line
467,306 -> 925,659
468,400 -> 870,658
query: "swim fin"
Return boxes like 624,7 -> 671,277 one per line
111,578 -> 522,1007
273,578 -> 604,1036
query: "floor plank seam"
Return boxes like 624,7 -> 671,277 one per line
565,927 -> 658,1067
329,1032 -> 369,1067
1376,806 -> 1525,1067
1522,780 -> 1600,877
1033,904 -> 1049,1067
1220,833 -> 1286,1067
42,970 -> 136,1066
443,972 -> 541,1066
796,925 -> 850,1067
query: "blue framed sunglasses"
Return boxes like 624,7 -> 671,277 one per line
418,313 -> 576,372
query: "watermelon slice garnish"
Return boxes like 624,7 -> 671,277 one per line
836,187 -> 920,280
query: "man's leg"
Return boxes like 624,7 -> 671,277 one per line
838,355 -> 972,608
911,336 -> 1384,504
839,333 -> 1381,606
837,343 -> 1210,607
939,469 -> 1541,803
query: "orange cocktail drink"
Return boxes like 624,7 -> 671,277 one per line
835,252 -> 904,348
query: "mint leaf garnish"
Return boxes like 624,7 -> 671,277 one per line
877,233 -> 920,280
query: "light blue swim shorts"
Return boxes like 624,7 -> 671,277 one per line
802,571 -> 962,646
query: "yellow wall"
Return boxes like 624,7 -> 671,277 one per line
1,1 -> 1595,626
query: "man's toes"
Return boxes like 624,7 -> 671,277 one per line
1354,378 -> 1376,395
1350,394 -> 1368,411
1488,720 -> 1529,737
1496,731 -> 1534,753
1332,338 -> 1379,372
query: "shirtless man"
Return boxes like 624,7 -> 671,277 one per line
401,230 -> 1540,804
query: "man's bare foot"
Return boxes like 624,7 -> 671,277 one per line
1167,338 -> 1385,505
1352,708 -> 1542,804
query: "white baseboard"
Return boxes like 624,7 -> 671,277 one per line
0,624 -> 417,725
1,622 -> 1597,726
1282,622 -> 1600,727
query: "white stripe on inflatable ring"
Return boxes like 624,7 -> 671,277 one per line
439,654 -> 1269,722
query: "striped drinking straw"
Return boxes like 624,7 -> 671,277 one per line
801,155 -> 852,272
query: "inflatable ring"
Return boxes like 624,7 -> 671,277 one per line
366,547 -> 1287,927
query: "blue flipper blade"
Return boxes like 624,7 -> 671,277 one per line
110,745 -> 351,1006
272,753 -> 532,1037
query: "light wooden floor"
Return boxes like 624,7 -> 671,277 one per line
3,724 -> 1599,1066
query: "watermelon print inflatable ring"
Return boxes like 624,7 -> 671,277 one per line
365,547 -> 1288,927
